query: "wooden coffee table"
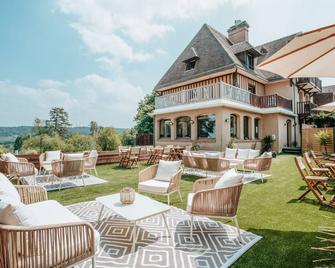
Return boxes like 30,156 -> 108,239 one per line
96,193 -> 171,252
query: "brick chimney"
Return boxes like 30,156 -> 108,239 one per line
227,20 -> 249,44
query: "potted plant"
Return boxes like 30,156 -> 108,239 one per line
314,130 -> 331,155
261,135 -> 274,154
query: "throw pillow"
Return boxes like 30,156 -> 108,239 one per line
214,169 -> 243,189
155,160 -> 181,182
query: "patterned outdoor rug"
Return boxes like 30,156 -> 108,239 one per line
67,201 -> 261,268
21,174 -> 107,191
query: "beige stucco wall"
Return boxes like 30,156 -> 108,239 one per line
265,80 -> 291,99
155,107 -> 300,151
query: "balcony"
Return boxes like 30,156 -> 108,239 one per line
296,77 -> 322,93
155,82 -> 292,111
296,101 -> 317,115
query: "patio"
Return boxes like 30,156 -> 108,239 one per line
44,154 -> 335,267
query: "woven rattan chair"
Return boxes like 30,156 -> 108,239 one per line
138,164 -> 183,205
0,185 -> 97,268
84,150 -> 99,176
182,155 -> 197,174
39,151 -> 63,174
294,156 -> 334,207
0,157 -> 36,184
193,156 -> 208,176
206,158 -> 230,175
243,157 -> 272,182
51,159 -> 85,190
187,177 -> 243,240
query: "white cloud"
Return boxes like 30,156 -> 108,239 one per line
0,75 -> 145,127
55,0 -> 240,67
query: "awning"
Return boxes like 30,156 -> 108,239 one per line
257,24 -> 335,78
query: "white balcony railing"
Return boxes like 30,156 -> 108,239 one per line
155,82 -> 292,110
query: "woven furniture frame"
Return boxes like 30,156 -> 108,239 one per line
0,185 -> 96,268
138,164 -> 183,205
0,157 -> 35,184
189,177 -> 243,240
84,151 -> 99,176
243,157 -> 272,182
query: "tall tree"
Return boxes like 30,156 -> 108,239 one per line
32,117 -> 51,136
96,127 -> 121,151
90,121 -> 98,136
134,91 -> 155,134
49,107 -> 71,138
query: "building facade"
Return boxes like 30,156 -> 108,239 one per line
153,20 -> 322,152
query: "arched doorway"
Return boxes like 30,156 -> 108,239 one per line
286,119 -> 292,147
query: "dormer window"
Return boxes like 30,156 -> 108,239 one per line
246,53 -> 254,70
185,59 -> 197,71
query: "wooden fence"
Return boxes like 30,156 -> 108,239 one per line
18,150 -> 151,169
301,127 -> 334,154
136,134 -> 153,146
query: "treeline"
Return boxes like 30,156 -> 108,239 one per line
0,107 -> 136,154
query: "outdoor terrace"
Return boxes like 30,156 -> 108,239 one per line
155,82 -> 293,111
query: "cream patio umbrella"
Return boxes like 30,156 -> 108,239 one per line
312,101 -> 335,112
257,24 -> 335,78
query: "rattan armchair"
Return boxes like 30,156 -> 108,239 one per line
188,177 -> 243,240
243,157 -> 272,182
51,159 -> 85,190
0,157 -> 36,184
0,185 -> 96,268
84,150 -> 99,176
138,164 -> 183,205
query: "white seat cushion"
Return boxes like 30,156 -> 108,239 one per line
63,153 -> 84,161
0,173 -> 21,203
237,149 -> 250,160
2,153 -> 19,163
45,151 -> 61,161
186,193 -> 195,212
214,169 -> 243,189
225,148 -> 237,159
223,158 -> 244,165
249,149 -> 260,159
26,200 -> 100,249
205,152 -> 220,159
138,179 -> 170,194
155,160 -> 181,182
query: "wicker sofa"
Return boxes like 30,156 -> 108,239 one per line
0,173 -> 99,268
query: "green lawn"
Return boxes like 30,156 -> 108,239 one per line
49,155 -> 335,267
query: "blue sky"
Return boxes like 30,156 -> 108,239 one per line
0,0 -> 334,127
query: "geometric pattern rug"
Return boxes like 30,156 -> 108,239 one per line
67,201 -> 261,268
21,174 -> 107,191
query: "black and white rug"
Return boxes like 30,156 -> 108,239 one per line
67,201 -> 261,268
21,174 -> 107,191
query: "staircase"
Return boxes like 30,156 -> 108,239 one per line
282,147 -> 301,154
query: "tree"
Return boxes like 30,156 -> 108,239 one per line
13,135 -> 28,152
32,117 -> 51,136
49,107 -> 71,138
90,121 -> 99,136
96,127 -> 121,151
134,91 -> 155,134
121,128 -> 136,146
67,134 -> 97,152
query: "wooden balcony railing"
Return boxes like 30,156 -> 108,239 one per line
155,82 -> 292,111
297,101 -> 317,115
296,77 -> 322,90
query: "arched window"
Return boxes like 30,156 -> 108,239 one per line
254,118 -> 260,139
159,119 -> 171,138
243,116 -> 250,140
230,114 -> 238,138
197,114 -> 216,139
176,116 -> 191,138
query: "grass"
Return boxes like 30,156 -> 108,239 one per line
48,155 -> 335,267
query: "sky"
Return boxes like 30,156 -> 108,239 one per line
0,0 -> 334,128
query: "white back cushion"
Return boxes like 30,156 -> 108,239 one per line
3,153 -> 19,163
183,150 -> 191,156
155,160 -> 181,182
225,148 -> 237,159
45,150 -> 61,161
214,169 -> 243,189
191,152 -> 205,157
237,149 -> 249,160
0,173 -> 20,203
249,149 -> 260,159
0,200 -> 35,225
63,153 -> 84,161
89,150 -> 98,157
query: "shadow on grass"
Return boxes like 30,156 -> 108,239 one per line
232,228 -> 333,268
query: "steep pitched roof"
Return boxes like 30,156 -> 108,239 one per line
254,33 -> 298,80
154,24 -> 238,90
